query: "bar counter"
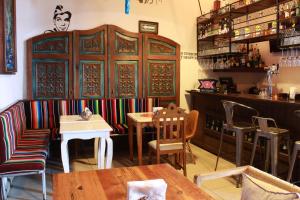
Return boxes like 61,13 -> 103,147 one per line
188,90 -> 300,180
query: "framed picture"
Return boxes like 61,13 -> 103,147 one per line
0,0 -> 17,74
139,20 -> 158,34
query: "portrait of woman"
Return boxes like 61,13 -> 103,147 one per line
44,5 -> 72,33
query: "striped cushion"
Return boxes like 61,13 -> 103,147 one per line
0,112 -> 17,163
22,98 -> 160,139
0,154 -> 45,175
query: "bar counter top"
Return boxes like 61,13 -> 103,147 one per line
187,90 -> 300,106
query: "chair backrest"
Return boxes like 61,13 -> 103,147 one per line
152,103 -> 186,148
185,110 -> 199,139
222,100 -> 258,127
252,116 -> 278,133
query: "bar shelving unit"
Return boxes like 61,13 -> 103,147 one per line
197,0 -> 300,72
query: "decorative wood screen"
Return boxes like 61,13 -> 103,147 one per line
27,25 -> 180,105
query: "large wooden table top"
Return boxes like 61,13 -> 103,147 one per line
53,164 -> 214,200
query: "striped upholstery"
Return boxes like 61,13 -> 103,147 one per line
0,104 -> 48,175
23,98 -> 159,139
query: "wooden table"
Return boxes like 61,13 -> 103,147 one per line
60,115 -> 113,173
127,112 -> 154,165
53,164 -> 214,200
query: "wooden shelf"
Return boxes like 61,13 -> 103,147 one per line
213,68 -> 267,73
231,34 -> 277,44
197,52 -> 244,59
198,32 -> 231,41
231,0 -> 277,19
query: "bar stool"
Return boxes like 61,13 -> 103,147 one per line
287,110 -> 300,182
250,116 -> 291,177
215,100 -> 258,170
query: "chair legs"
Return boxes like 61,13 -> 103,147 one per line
250,133 -> 259,166
215,127 -> 224,171
42,171 -> 47,200
1,178 -> 6,200
187,141 -> 196,164
287,143 -> 300,182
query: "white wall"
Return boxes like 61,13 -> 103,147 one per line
0,0 -> 207,111
1,0 -> 298,111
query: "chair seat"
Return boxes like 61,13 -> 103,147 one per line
295,141 -> 300,145
224,122 -> 255,132
148,140 -> 183,151
0,154 -> 45,175
257,127 -> 289,135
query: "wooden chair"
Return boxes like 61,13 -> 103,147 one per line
148,103 -> 187,176
194,166 -> 300,197
185,110 -> 199,164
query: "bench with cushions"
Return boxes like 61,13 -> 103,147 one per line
0,97 -> 159,199
23,98 -> 159,140
0,102 -> 50,200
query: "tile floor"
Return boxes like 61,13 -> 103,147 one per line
7,144 -> 240,200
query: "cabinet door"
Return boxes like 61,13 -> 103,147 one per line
73,26 -> 108,98
27,32 -> 73,99
143,34 -> 180,106
108,25 -> 142,98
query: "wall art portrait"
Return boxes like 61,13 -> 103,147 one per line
0,0 -> 17,74
44,5 -> 72,33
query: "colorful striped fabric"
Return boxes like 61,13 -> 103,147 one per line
0,104 -> 47,177
23,98 -> 159,139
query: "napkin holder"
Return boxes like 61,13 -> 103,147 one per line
127,179 -> 167,200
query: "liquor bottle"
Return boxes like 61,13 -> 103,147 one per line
285,3 -> 291,18
291,0 -> 296,17
296,0 -> 300,16
280,6 -> 285,20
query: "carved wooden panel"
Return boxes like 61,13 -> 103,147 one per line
147,61 -> 176,97
74,26 -> 108,98
32,36 -> 69,54
32,59 -> 68,99
115,32 -> 138,55
79,31 -> 105,55
148,39 -> 176,56
79,61 -> 104,98
114,61 -> 138,98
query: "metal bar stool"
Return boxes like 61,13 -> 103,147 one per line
250,116 -> 291,177
287,110 -> 300,182
215,100 -> 259,170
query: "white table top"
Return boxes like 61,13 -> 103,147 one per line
127,112 -> 154,123
60,115 -> 113,134
127,112 -> 185,123
60,114 -> 105,123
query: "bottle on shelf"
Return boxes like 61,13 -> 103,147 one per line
296,0 -> 300,16
291,1 -> 296,17
285,3 -> 291,18
280,6 -> 285,20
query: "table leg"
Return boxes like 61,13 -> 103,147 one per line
236,130 -> 244,167
94,138 -> 100,161
61,139 -> 70,173
98,138 -> 106,169
105,137 -> 113,168
137,123 -> 143,165
128,118 -> 134,161
270,136 -> 279,176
